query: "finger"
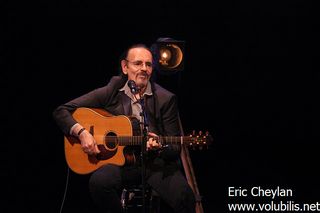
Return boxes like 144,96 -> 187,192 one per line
84,149 -> 91,154
82,146 -> 89,152
152,140 -> 158,147
83,145 -> 94,154
146,142 -> 150,150
94,144 -> 100,153
148,132 -> 158,137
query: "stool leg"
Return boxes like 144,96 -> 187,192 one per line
121,188 -> 128,212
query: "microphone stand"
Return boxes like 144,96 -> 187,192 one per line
138,95 -> 148,213
128,80 -> 148,212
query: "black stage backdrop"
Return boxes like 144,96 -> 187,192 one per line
5,1 -> 320,213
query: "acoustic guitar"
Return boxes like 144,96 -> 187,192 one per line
64,107 -> 211,175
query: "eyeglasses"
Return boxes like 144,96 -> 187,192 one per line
125,59 -> 153,70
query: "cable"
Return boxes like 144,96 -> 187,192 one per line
59,166 -> 70,213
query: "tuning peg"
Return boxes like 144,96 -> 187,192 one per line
186,130 -> 212,151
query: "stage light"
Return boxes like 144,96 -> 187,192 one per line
151,38 -> 185,74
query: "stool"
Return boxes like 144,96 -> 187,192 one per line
121,185 -> 162,213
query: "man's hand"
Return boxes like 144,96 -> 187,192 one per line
79,130 -> 100,155
147,132 -> 162,151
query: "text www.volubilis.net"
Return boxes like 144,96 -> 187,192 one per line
228,201 -> 320,212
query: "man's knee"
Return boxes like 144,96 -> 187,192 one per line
89,164 -> 121,192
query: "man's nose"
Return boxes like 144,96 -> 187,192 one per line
141,63 -> 148,70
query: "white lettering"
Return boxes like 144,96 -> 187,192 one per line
228,187 -> 248,197
251,186 -> 293,199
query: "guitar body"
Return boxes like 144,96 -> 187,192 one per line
64,108 -> 140,174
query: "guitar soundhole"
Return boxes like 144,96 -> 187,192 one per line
104,132 -> 118,149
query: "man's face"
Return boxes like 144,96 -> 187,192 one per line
121,47 -> 153,89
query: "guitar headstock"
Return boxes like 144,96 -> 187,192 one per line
187,130 -> 213,150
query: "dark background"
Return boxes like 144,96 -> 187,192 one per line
5,1 -> 320,212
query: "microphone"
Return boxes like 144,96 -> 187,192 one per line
127,80 -> 139,94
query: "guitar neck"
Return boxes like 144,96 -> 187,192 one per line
114,136 -> 191,146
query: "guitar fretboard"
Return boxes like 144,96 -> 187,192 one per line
105,136 -> 193,146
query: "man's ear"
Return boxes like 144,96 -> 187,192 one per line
121,59 -> 128,74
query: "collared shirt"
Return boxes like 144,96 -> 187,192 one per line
119,81 -> 153,124
69,80 -> 153,136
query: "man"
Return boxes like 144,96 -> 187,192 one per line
53,44 -> 195,213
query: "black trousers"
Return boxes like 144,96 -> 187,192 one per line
89,163 -> 195,213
